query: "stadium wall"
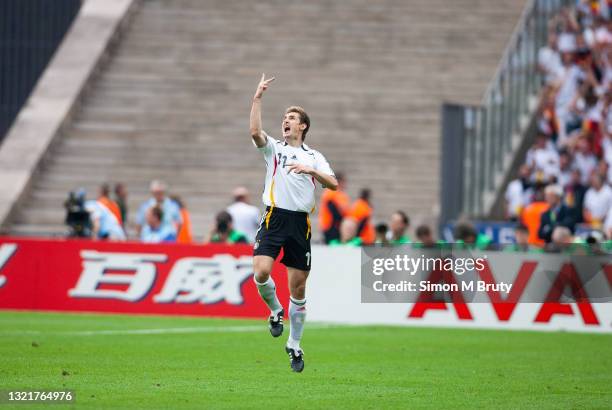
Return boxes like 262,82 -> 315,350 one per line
0,0 -> 135,234
0,238 -> 610,333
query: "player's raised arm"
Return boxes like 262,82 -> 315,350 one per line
250,73 -> 275,148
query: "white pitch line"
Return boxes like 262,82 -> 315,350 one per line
0,323 -> 337,337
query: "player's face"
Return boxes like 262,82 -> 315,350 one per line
282,112 -> 304,139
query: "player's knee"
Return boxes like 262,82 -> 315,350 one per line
290,283 -> 306,300
254,271 -> 269,283
253,259 -> 272,283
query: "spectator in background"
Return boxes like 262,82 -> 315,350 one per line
374,223 -> 389,245
573,136 -> 598,185
564,168 -> 588,221
554,44 -> 585,145
348,188 -> 375,245
557,149 -> 574,188
526,133 -> 560,183
521,186 -> 549,246
596,158 -> 611,184
511,224 -> 531,252
208,211 -> 248,244
603,129 -> 612,182
538,31 -> 563,84
414,224 -> 444,249
538,184 -> 577,243
604,207 -> 612,238
504,224 -> 543,253
97,183 -> 122,226
505,164 -> 533,220
329,218 -> 362,246
226,186 -> 260,243
548,226 -> 576,253
136,180 -> 182,236
318,172 -> 350,244
387,211 -> 411,244
84,199 -> 126,241
141,205 -> 177,243
114,183 -> 128,227
171,195 -> 193,244
583,173 -> 612,227
453,221 -> 492,250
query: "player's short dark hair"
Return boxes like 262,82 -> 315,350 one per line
286,106 -> 310,141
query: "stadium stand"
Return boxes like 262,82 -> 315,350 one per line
505,4 -> 612,240
2,0 -> 526,239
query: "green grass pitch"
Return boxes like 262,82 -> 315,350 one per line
0,311 -> 610,409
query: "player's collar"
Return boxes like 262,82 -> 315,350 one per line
282,139 -> 310,151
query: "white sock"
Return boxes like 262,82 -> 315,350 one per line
254,276 -> 282,315
288,297 -> 306,350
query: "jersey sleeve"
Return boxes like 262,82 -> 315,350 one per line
253,134 -> 277,160
313,150 -> 335,177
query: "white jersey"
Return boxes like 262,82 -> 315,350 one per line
256,135 -> 334,213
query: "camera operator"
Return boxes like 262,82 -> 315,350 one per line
207,211 -> 248,244
84,199 -> 126,241
64,189 -> 91,238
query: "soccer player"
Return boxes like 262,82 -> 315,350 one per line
249,74 -> 338,372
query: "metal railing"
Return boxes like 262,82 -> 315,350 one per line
0,0 -> 81,144
440,0 -> 573,224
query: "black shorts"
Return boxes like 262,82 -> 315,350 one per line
253,206 -> 312,271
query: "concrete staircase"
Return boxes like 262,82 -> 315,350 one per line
6,0 -> 526,240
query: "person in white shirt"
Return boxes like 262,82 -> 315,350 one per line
574,137 -> 598,185
226,186 -> 261,243
505,164 -> 533,220
538,31 -> 564,84
554,53 -> 585,146
557,149 -> 574,188
249,74 -> 338,373
84,200 -> 126,241
583,174 -> 612,225
526,134 -> 560,182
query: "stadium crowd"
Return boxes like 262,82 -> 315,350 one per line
60,3 -> 612,253
504,2 -> 612,248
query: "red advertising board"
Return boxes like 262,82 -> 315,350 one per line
0,237 -> 288,318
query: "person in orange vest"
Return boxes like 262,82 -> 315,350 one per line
520,185 -> 548,247
348,188 -> 375,245
318,172 -> 350,244
97,183 -> 122,226
171,195 -> 193,244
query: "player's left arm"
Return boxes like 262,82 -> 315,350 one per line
286,152 -> 338,190
286,163 -> 338,191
